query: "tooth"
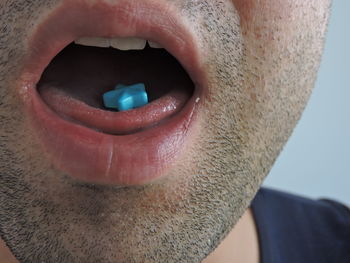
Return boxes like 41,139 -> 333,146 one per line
74,37 -> 110,48
110,37 -> 147,50
148,41 -> 163,49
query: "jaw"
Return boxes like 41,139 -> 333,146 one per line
0,0 -> 332,262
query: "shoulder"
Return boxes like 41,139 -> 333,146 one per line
251,188 -> 350,263
253,187 -> 350,220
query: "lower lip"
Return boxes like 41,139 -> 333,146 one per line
23,84 -> 200,185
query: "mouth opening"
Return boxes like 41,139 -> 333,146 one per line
36,40 -> 195,135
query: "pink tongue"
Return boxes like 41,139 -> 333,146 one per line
40,85 -> 190,134
37,43 -> 194,134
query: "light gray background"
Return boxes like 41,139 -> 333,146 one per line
263,0 -> 350,204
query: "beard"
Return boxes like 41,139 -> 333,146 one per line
0,0 -> 330,262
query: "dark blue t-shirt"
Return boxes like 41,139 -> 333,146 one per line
251,188 -> 350,263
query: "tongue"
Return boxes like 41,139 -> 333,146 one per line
37,43 -> 194,134
40,85 -> 189,134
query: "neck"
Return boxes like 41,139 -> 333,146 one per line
0,239 -> 19,263
203,208 -> 260,263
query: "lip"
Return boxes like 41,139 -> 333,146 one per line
17,0 -> 206,185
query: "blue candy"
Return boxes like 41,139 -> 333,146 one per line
103,83 -> 149,111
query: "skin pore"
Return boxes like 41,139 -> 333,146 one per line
0,0 -> 330,262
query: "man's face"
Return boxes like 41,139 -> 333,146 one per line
0,0 -> 330,262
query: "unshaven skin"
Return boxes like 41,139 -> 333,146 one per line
0,0 -> 331,262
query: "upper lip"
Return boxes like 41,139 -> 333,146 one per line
18,0 -> 206,94
15,0 -> 208,186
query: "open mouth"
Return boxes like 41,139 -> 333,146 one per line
18,0 -> 206,186
37,39 -> 195,135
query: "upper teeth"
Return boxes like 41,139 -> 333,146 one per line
74,37 -> 164,50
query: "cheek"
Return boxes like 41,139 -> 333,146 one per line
228,0 -> 330,154
229,0 -> 331,62
230,0 -> 255,24
231,0 -> 298,35
232,0 -> 305,21
230,0 -> 300,53
232,0 -> 331,32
